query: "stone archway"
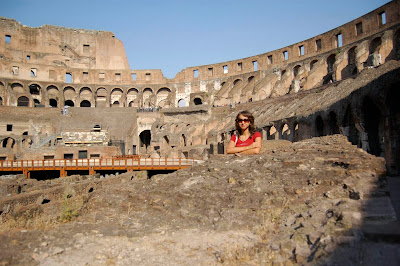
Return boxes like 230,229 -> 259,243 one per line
194,98 -> 202,105
362,97 -> 384,157
17,96 -> 29,107
80,100 -> 91,107
139,130 -> 151,149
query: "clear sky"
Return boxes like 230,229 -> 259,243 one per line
1,0 -> 392,78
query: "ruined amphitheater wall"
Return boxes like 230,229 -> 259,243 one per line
0,1 -> 399,109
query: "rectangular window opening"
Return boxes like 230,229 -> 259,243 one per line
283,51 -> 288,61
315,39 -> 322,51
115,73 -> 121,81
193,69 -> 199,78
64,153 -> 73,159
5,35 -> 11,44
267,55 -> 273,64
83,71 -> 88,80
83,44 -> 90,53
66,72 -> 72,83
78,150 -> 88,159
49,70 -> 55,79
132,73 -> 137,81
99,73 -> 105,80
145,73 -> 151,81
12,66 -> 19,75
379,12 -> 386,25
223,65 -> 228,74
90,154 -> 100,158
44,155 -> 54,160
31,68 -> 37,77
356,22 -> 363,36
7,124 -> 12,131
208,67 -> 213,76
299,45 -> 305,56
252,61 -> 258,71
26,55 -> 31,60
237,62 -> 242,71
336,33 -> 343,48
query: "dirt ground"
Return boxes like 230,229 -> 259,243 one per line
1,135 -> 399,265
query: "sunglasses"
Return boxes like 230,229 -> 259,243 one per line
236,118 -> 250,123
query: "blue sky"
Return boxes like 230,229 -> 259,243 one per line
1,0 -> 392,78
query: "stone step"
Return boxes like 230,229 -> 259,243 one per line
362,221 -> 400,243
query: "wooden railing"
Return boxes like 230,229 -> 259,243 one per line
0,157 -> 195,178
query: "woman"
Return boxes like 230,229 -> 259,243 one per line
226,110 -> 262,155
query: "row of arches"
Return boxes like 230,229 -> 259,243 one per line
3,83 -> 173,108
1,29 -> 399,110
215,30 -> 399,105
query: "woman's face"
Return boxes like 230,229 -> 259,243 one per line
237,114 -> 250,131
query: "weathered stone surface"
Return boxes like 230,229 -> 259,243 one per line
0,135 -> 398,265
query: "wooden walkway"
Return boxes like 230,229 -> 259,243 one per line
0,157 -> 195,178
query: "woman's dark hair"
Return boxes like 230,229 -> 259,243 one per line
235,110 -> 256,136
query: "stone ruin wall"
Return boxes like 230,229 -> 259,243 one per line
0,1 -> 399,175
0,1 -> 398,109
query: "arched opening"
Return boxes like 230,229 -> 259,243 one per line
33,99 -> 40,107
342,46 -> 358,79
194,98 -> 202,105
110,88 -> 123,107
268,126 -> 277,140
343,106 -> 359,146
80,100 -> 91,107
65,100 -> 74,107
47,85 -> 59,104
29,84 -> 41,95
233,79 -> 241,86
143,88 -> 153,107
362,97 -> 384,157
112,101 -> 120,107
178,99 -> 186,107
79,87 -> 92,104
324,54 -> 336,84
2,137 -> 15,148
310,60 -> 318,71
12,83 -> 24,93
49,98 -> 58,107
96,87 -> 107,107
292,122 -> 300,142
139,130 -> 151,149
348,47 -> 356,65
369,37 -> 382,55
64,86 -> 76,105
281,124 -> 290,139
368,37 -> 382,67
328,112 -> 340,135
127,88 -> 138,107
156,87 -> 171,107
293,65 -> 301,78
316,116 -> 324,137
248,76 -> 254,83
0,96 -> 2,106
17,96 -> 29,106
386,84 -> 400,175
